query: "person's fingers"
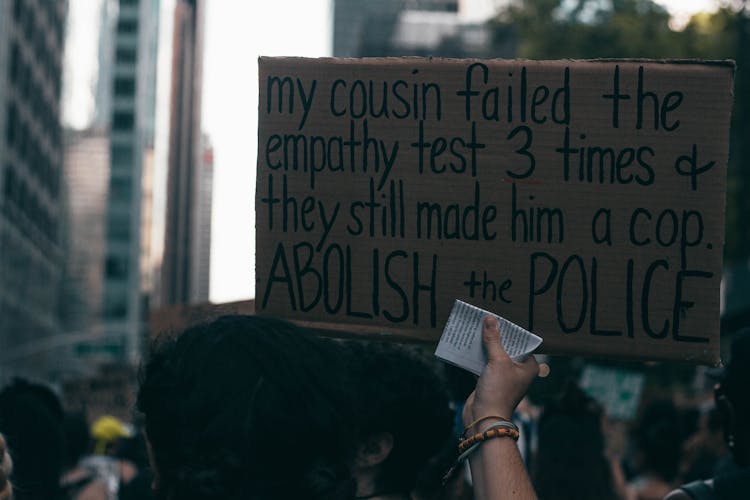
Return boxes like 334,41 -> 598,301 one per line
0,433 -> 7,481
519,354 -> 540,379
482,316 -> 511,363
0,435 -> 10,500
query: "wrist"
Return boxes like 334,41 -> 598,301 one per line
462,414 -> 513,435
464,404 -> 515,427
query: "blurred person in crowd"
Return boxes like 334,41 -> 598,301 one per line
677,406 -> 727,484
411,441 -> 474,500
342,340 -> 455,499
1,432 -> 12,500
91,417 -> 130,457
136,315 -> 361,500
78,416 -> 131,499
626,398 -> 684,500
0,379 -> 67,500
116,432 -> 155,500
61,414 -> 154,500
61,412 -> 110,500
532,382 -> 619,500
666,328 -> 750,499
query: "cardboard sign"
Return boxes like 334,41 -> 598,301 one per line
256,57 -> 733,364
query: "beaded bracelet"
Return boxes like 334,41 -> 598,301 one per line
458,424 -> 519,453
461,415 -> 511,438
463,419 -> 519,442
442,420 -> 521,485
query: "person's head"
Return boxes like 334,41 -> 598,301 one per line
715,327 -> 750,467
137,315 -> 358,500
632,398 -> 683,483
343,340 -> 454,497
62,412 -> 90,469
0,379 -> 66,500
533,382 -> 617,500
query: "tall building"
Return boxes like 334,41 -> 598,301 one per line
160,0 -> 207,306
60,128 -> 109,343
92,0 -> 118,130
189,133 -> 213,303
101,0 -> 160,363
333,0 -> 403,57
0,0 -> 68,381
333,0 -> 501,58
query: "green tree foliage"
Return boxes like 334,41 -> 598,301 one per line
492,0 -> 749,263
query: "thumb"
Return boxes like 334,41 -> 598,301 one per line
482,316 -> 511,363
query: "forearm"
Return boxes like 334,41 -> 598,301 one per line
0,434 -> 11,500
468,435 -> 537,500
461,316 -> 540,500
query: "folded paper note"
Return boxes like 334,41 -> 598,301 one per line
435,300 -> 543,375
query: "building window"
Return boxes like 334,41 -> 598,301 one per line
114,77 -> 136,97
21,65 -> 31,97
5,103 -> 16,147
115,47 -> 137,63
109,176 -> 132,202
3,165 -> 14,198
104,293 -> 128,319
108,213 -> 131,241
111,144 -> 134,166
19,122 -> 29,160
117,19 -> 138,34
105,255 -> 129,280
9,43 -> 19,85
120,0 -> 140,6
23,5 -> 34,40
112,111 -> 134,131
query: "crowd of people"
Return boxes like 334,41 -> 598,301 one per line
0,314 -> 747,499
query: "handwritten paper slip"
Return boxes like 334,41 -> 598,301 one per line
435,300 -> 543,376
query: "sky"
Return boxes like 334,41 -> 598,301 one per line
202,0 -> 333,303
62,0 -> 722,304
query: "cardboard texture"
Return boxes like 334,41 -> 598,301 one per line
256,57 -> 734,364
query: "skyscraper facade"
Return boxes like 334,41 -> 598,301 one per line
60,128 -> 109,343
101,0 -> 160,363
189,133 -> 213,303
0,0 -> 68,380
333,0 -> 499,58
161,0 -> 207,306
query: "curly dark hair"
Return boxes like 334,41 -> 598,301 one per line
342,340 -> 454,495
137,315 -> 358,500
